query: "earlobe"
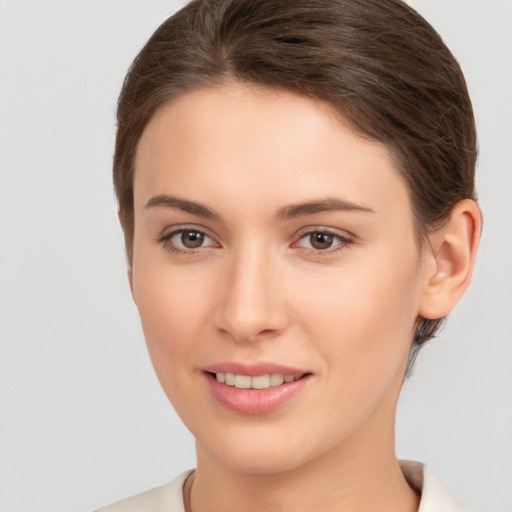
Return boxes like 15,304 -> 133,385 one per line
117,209 -> 125,230
127,266 -> 136,304
419,199 -> 481,320
119,209 -> 137,304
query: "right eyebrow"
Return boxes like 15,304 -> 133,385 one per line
275,197 -> 374,220
144,194 -> 219,219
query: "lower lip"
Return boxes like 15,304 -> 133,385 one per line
204,373 -> 312,415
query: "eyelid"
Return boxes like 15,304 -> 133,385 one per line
294,225 -> 354,240
292,226 -> 354,253
157,224 -> 221,253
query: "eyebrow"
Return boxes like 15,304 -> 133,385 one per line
275,197 -> 374,220
145,195 -> 219,219
144,194 -> 374,220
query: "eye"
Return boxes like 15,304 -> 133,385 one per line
307,232 -> 336,250
158,228 -> 218,253
295,229 -> 351,253
177,230 -> 205,249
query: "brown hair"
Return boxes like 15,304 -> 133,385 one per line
113,0 -> 477,365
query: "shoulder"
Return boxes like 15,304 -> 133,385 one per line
94,470 -> 192,512
400,460 -> 474,512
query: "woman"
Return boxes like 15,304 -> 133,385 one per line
97,0 -> 481,510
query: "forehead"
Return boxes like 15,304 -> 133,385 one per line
133,84 -> 412,225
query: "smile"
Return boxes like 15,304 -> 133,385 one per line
214,372 -> 302,389
203,364 -> 312,415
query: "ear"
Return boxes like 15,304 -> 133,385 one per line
118,209 -> 136,304
419,199 -> 482,320
127,266 -> 136,302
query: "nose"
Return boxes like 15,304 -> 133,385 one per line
214,246 -> 289,343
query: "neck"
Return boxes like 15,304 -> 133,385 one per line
189,413 -> 419,512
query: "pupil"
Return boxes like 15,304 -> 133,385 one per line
310,232 -> 333,250
182,231 -> 204,248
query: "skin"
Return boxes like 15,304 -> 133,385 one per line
129,83 -> 480,512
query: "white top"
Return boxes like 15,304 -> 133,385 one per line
95,461 -> 472,512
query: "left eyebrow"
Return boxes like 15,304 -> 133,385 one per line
144,194 -> 219,219
275,197 -> 375,220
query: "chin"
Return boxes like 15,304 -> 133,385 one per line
211,445 -> 307,475
195,420 -> 338,476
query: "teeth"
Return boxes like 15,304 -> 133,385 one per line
214,372 -> 301,389
251,374 -> 270,389
269,373 -> 284,386
234,375 -> 251,389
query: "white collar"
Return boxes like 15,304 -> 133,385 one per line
400,460 -> 473,511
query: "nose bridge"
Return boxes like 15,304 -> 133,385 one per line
215,240 -> 286,342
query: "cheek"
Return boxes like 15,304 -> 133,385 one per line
295,249 -> 422,381
132,254 -> 215,392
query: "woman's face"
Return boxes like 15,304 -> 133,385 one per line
131,84 -> 431,473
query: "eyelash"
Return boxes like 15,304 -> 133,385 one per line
157,227 -> 215,255
293,229 -> 353,255
157,227 -> 353,256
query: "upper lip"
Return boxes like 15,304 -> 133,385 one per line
202,362 -> 310,377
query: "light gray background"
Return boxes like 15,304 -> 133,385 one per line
0,1 -> 511,511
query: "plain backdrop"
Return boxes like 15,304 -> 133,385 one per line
0,1 -> 511,511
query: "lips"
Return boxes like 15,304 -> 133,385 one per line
215,372 -> 301,389
202,362 -> 312,415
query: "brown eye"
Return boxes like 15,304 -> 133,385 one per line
294,229 -> 351,254
160,227 -> 218,254
309,232 -> 334,250
181,230 -> 204,248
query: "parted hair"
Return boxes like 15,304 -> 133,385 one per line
114,0 -> 477,366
